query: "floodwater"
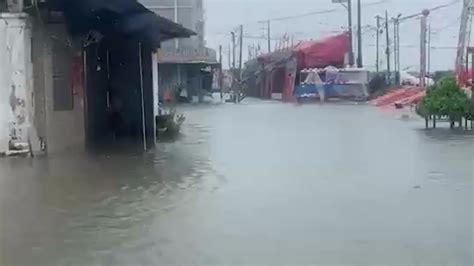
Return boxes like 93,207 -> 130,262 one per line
1,100 -> 473,266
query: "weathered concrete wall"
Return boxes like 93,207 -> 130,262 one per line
0,13 -> 34,154
34,23 -> 85,153
5,0 -> 23,12
31,16 -> 47,149
0,13 -> 84,155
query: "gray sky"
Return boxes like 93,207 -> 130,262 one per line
204,0 -> 468,71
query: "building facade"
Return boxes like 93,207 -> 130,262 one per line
139,0 -> 218,101
0,0 -> 193,155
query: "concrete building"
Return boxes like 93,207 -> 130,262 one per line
139,0 -> 218,101
0,0 -> 193,155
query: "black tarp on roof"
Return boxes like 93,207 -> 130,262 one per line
49,0 -> 195,47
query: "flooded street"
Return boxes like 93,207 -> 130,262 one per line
1,100 -> 473,266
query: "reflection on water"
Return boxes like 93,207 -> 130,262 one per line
1,101 -> 473,266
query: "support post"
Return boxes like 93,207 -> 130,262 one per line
152,50 -> 159,144
174,0 -> 179,50
138,42 -> 147,151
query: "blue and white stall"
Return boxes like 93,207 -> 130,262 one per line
294,67 -> 369,102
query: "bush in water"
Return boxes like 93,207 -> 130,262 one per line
418,77 -> 471,125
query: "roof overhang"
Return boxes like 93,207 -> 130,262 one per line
48,0 -> 196,47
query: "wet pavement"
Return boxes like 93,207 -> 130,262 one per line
1,100 -> 473,266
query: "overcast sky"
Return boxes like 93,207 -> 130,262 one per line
204,0 -> 467,71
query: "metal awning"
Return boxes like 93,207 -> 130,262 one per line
49,0 -> 196,47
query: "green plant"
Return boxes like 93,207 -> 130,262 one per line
419,77 -> 471,122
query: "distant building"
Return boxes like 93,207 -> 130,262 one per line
139,0 -> 219,101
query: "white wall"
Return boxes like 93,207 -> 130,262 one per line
0,13 -> 33,153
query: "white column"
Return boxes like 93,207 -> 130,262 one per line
174,0 -> 179,50
152,51 -> 159,144
0,13 -> 32,153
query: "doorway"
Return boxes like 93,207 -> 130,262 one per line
83,37 -> 155,150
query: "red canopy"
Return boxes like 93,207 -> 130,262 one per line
459,68 -> 474,86
293,33 -> 349,69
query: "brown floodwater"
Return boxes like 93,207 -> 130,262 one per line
1,100 -> 473,265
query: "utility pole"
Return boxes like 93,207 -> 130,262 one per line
347,0 -> 354,66
231,31 -> 236,69
385,11 -> 391,83
267,20 -> 271,53
427,25 -> 431,77
219,45 -> 223,100
455,0 -> 472,80
238,25 -> 244,80
393,16 -> 400,85
356,0 -> 363,68
471,52 -> 474,117
227,44 -> 231,69
396,17 -> 401,83
420,9 -> 430,87
375,16 -> 381,73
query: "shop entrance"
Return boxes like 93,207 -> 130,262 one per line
83,37 -> 155,149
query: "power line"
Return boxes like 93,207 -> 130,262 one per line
366,44 -> 458,49
431,16 -> 462,34
258,0 -> 390,23
210,0 -> 390,38
397,0 -> 461,23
